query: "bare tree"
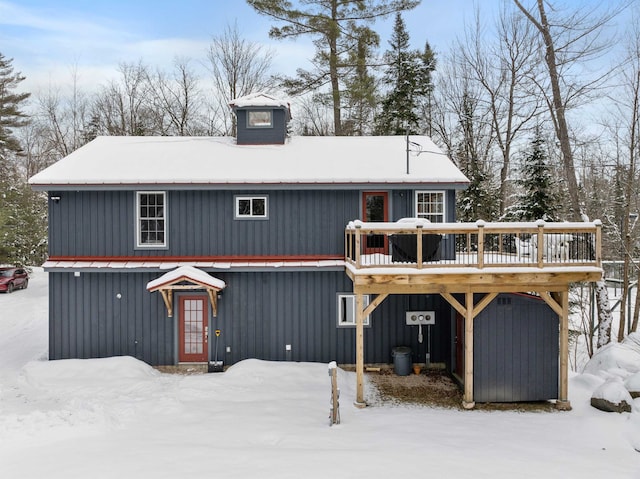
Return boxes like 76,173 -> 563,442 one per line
147,58 -> 205,136
612,12 -> 640,336
512,0 -> 623,220
459,6 -> 542,215
296,93 -> 334,136
206,22 -> 276,136
432,52 -> 500,220
92,61 -> 153,136
513,0 -> 627,347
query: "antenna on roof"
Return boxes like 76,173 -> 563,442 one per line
406,133 -> 410,174
406,132 -> 425,174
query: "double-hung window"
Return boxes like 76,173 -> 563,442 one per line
235,195 -> 268,219
415,191 -> 445,223
337,293 -> 370,327
136,191 -> 167,248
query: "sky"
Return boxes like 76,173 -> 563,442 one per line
0,269 -> 639,478
0,0 -> 499,95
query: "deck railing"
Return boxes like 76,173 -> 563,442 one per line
345,219 -> 602,270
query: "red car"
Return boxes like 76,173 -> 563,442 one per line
0,267 -> 29,293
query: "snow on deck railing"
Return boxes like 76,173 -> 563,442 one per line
345,219 -> 602,270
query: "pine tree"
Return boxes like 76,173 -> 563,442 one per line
248,0 -> 420,135
503,130 -> 560,222
454,91 -> 499,222
342,26 -> 379,135
0,53 -> 47,267
374,13 -> 435,135
0,53 -> 30,177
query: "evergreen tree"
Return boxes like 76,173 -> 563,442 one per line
454,91 -> 499,222
503,129 -> 560,222
456,153 -> 500,222
0,53 -> 47,266
248,0 -> 420,135
342,26 -> 379,135
0,53 -> 30,177
374,13 -> 435,135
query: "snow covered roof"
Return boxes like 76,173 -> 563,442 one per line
229,92 -> 290,110
146,266 -> 226,291
29,135 -> 470,189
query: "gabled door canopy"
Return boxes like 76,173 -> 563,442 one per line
146,266 -> 226,317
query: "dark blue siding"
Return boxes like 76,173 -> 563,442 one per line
473,294 -> 559,402
235,109 -> 288,145
49,271 -> 173,364
49,270 -> 453,367
48,188 -> 455,258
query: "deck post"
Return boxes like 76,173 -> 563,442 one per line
476,221 -> 485,269
556,290 -> 572,410
355,224 -> 362,268
537,222 -> 545,268
354,293 -> 366,408
463,291 -> 475,409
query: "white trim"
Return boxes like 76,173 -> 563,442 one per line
235,195 -> 268,219
136,191 -> 168,248
415,190 -> 445,223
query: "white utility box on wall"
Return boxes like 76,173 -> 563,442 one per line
405,311 -> 436,325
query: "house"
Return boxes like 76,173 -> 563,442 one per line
29,93 -> 603,409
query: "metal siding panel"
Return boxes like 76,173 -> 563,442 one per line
474,294 -> 560,402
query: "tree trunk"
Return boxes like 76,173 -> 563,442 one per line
534,0 -> 581,220
595,280 -> 613,347
329,0 -> 342,135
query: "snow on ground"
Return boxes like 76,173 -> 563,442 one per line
0,270 -> 639,479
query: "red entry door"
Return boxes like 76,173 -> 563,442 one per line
362,191 -> 389,254
179,295 -> 209,362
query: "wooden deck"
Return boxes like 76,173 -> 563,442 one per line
344,220 -> 604,410
345,219 -> 603,293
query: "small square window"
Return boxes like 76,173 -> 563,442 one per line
247,110 -> 273,128
337,294 -> 370,327
235,195 -> 268,219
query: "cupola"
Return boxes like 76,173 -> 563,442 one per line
229,93 -> 292,145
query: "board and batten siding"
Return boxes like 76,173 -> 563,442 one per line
49,270 -> 453,367
473,294 -> 559,402
49,271 -> 173,364
48,190 -> 359,257
48,188 -> 455,258
234,108 -> 289,145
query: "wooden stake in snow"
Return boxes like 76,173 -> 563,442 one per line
328,362 -> 340,426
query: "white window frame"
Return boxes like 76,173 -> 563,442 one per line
247,110 -> 273,128
136,191 -> 168,248
235,195 -> 268,219
415,190 -> 445,223
337,293 -> 370,327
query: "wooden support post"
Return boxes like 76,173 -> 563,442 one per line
207,289 -> 218,317
416,225 -> 423,269
477,223 -> 485,269
463,291 -> 475,409
537,223 -> 545,268
160,289 -> 174,317
355,225 -> 362,269
555,290 -> 572,410
595,222 -> 602,268
354,293 -> 366,408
